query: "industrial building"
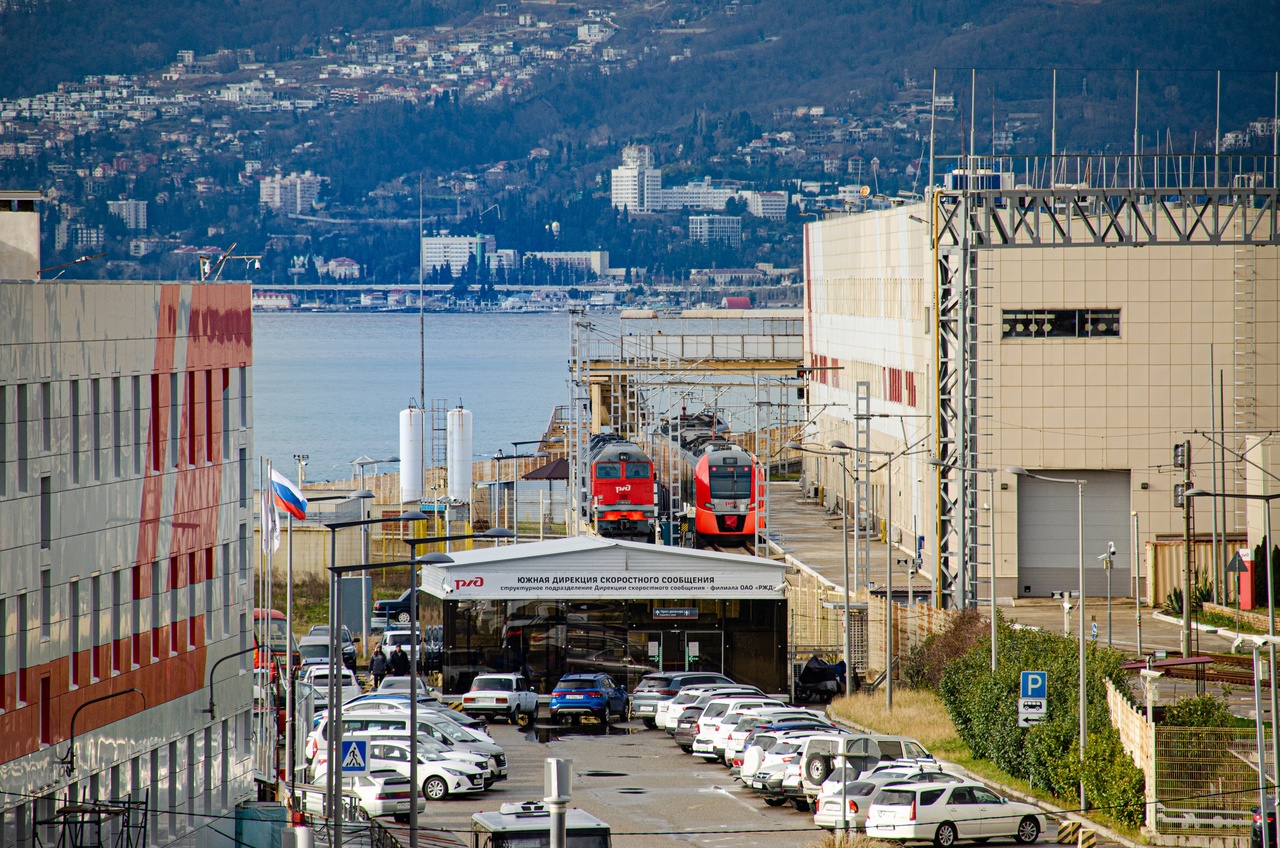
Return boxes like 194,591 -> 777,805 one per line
798,158 -> 1280,608
0,192 -> 256,847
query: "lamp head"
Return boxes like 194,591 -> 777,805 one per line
482,527 -> 516,539
415,552 -> 454,565
784,441 -> 803,450
1184,487 -> 1210,498
829,439 -> 851,451
399,509 -> 430,522
1005,466 -> 1029,477
350,489 -> 375,499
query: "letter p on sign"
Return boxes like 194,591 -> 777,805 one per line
1021,670 -> 1047,700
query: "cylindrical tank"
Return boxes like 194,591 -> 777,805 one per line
399,406 -> 424,504
447,406 -> 473,503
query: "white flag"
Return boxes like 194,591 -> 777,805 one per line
260,478 -> 280,554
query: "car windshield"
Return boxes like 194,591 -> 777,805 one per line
772,742 -> 802,755
298,644 -> 328,659
473,678 -> 515,692
556,679 -> 601,690
708,465 -> 752,498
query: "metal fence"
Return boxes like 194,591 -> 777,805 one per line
1154,725 -> 1269,834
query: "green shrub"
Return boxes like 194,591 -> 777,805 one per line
938,623 -> 1146,827
1162,694 -> 1237,727
902,608 -> 988,690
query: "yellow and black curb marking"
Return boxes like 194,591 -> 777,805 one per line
1078,828 -> 1097,848
1057,820 -> 1081,843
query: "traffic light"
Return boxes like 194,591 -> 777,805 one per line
1173,443 -> 1188,469
1174,482 -> 1186,509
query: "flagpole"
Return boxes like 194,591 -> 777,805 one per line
285,507 -> 295,801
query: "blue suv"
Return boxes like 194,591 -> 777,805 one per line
549,673 -> 629,724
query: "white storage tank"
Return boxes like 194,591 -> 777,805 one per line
447,406 -> 473,504
399,406 -> 425,504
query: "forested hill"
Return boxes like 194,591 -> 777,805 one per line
0,0 -> 485,99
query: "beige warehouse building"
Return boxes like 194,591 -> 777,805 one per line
799,171 -> 1279,608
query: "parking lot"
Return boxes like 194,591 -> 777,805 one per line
381,714 -> 1053,848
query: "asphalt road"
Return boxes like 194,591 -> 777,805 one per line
386,715 -> 1054,848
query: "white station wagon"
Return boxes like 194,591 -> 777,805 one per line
866,781 -> 1045,846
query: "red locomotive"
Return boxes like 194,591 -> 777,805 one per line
587,434 -> 656,541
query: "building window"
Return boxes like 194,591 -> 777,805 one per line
92,575 -> 102,681
112,376 -> 123,478
17,594 -> 28,704
39,475 -> 51,549
239,448 -> 248,508
204,369 -> 214,464
69,579 -> 80,687
132,566 -> 144,668
0,384 -> 7,496
70,380 -> 81,483
238,523 -> 248,583
149,374 -> 161,473
1001,308 -> 1121,339
40,381 -> 51,452
151,562 -> 161,661
221,543 -> 231,638
132,375 -> 142,475
188,553 -> 198,648
39,676 -> 51,745
0,597 -> 7,711
17,384 -> 28,491
238,366 -> 247,428
39,568 -> 51,641
169,372 -> 179,468
112,570 -> 123,674
221,368 -> 230,460
92,378 -> 102,481
204,549 -> 215,642
169,558 -> 181,655
238,612 -> 248,672
187,371 -> 197,467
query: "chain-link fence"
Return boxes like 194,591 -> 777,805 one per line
1154,725 -> 1269,834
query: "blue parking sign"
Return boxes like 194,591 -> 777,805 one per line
1020,670 -> 1047,700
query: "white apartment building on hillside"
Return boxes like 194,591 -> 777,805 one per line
259,171 -> 325,214
421,233 -> 497,276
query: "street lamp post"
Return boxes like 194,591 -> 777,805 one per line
351,454 -> 400,657
929,457 -> 998,671
1185,487 -> 1280,802
1008,467 -> 1087,811
323,503 -> 421,848
511,437 -> 561,541
786,441 -> 855,698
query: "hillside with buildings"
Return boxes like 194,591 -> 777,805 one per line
0,0 -> 1275,293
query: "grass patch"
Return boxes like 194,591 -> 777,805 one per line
828,689 -> 1147,843
805,834 -> 897,848
1195,607 -> 1265,635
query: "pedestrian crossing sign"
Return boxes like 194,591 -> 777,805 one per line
341,740 -> 369,775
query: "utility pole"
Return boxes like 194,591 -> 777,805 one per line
1175,441 -> 1192,657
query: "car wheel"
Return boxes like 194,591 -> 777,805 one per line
395,611 -> 411,624
791,798 -> 810,812
679,744 -> 692,753
355,807 -> 371,823
933,822 -> 958,848
600,707 -> 611,725
1015,816 -> 1041,844
424,776 -> 449,801
622,700 -> 632,722
764,797 -> 788,807
642,718 -> 657,729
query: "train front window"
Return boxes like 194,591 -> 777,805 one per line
596,463 -> 621,479
708,467 -> 752,499
624,462 -> 651,479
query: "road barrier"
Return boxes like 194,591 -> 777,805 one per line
1057,820 -> 1081,843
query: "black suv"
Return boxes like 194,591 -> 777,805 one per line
372,588 -> 418,629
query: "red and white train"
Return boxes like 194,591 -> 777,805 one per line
656,412 -> 765,548
586,434 -> 657,541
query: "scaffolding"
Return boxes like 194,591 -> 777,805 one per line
34,794 -> 147,848
930,152 -> 1280,609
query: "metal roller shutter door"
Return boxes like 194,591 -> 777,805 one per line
1015,470 -> 1132,598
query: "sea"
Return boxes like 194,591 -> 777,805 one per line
251,310 -> 590,483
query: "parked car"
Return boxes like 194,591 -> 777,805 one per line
309,731 -> 492,786
372,588 -> 419,630
313,738 -> 489,800
630,671 -> 735,728
462,673 -> 540,723
549,673 -> 629,724
800,733 -> 932,801
296,635 -> 333,669
866,782 -> 1045,846
1255,801 -> 1278,848
656,684 -> 763,732
303,666 -> 363,705
302,769 -> 423,823
305,625 -> 357,671
691,697 -> 785,763
813,779 -> 884,831
340,692 -> 489,731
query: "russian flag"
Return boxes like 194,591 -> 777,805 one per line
270,469 -> 308,521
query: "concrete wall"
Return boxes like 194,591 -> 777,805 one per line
0,205 -> 39,279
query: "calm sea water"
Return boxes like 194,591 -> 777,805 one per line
252,311 -> 578,482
